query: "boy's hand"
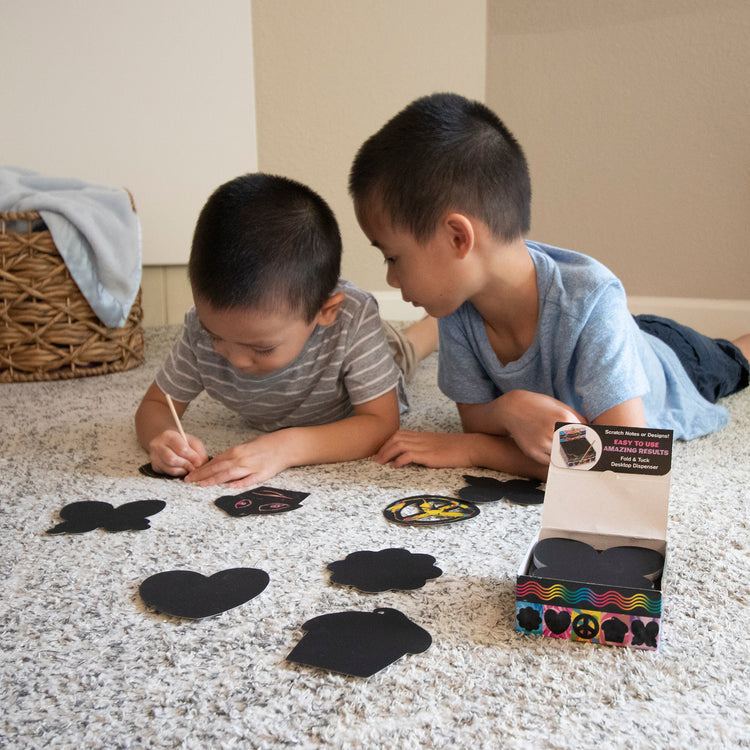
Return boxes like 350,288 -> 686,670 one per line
373,430 -> 474,468
184,432 -> 290,489
488,390 -> 586,464
149,430 -> 209,477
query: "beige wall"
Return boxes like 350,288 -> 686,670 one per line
252,0 -> 487,293
2,0 -> 257,265
487,0 -> 750,300
5,2 -> 748,332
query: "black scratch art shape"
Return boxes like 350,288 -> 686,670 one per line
287,607 -> 432,678
544,609 -> 571,635
327,548 -> 443,592
631,619 -> 659,648
139,458 -> 214,480
139,567 -> 269,619
458,475 -> 545,505
602,617 -> 629,644
215,486 -> 310,516
382,495 -> 480,525
46,500 -> 166,534
531,537 -> 664,588
138,462 -> 184,480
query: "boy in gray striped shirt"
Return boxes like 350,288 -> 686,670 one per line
135,174 -> 436,488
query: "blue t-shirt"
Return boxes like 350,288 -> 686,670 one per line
437,241 -> 728,440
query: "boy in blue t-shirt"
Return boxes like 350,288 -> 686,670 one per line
348,93 -> 749,479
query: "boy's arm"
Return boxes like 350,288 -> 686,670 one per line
460,393 -> 645,462
373,429 -> 548,480
458,391 -> 586,465
135,381 -> 209,476
373,390 -> 584,479
184,389 -> 400,488
373,393 -> 645,480
591,396 -> 645,427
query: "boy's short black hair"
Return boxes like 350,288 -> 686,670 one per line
349,92 -> 531,243
189,173 -> 341,322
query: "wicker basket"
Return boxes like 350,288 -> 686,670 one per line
0,209 -> 144,382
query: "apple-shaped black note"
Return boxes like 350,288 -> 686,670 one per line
287,607 -> 432,678
139,568 -> 269,619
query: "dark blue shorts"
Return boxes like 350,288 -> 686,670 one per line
635,314 -> 749,403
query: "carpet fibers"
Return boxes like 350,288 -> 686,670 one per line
1,326 -> 748,748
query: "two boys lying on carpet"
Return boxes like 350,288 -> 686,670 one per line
136,94 -> 750,487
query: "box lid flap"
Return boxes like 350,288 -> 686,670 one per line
541,424 -> 672,543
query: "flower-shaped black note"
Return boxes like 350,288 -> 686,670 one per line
458,475 -> 544,505
46,500 -> 166,534
327,548 -> 442,592
530,537 -> 664,588
287,607 -> 432,677
139,568 -> 269,619
215,486 -> 310,516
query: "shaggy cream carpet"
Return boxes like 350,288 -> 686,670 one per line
1,325 -> 748,748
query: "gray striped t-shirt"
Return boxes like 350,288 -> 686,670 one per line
155,280 -> 405,432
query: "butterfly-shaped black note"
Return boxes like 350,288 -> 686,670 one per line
139,567 -> 269,619
458,475 -> 544,505
46,500 -> 166,534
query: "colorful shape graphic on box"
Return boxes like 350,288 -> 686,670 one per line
514,601 -> 660,650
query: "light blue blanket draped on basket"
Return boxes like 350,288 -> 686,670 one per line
0,166 -> 142,328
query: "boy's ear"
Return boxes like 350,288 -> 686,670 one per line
315,292 -> 346,326
443,213 -> 475,259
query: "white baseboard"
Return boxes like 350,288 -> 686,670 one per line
626,296 -> 750,339
374,290 -> 750,339
141,269 -> 749,340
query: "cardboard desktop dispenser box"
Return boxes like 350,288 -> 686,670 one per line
515,423 -> 673,650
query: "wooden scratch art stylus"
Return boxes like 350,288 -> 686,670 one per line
165,393 -> 188,445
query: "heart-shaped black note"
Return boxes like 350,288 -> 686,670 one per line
139,568 -> 269,619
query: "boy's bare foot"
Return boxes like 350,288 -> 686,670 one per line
732,333 -> 750,361
404,315 -> 439,362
